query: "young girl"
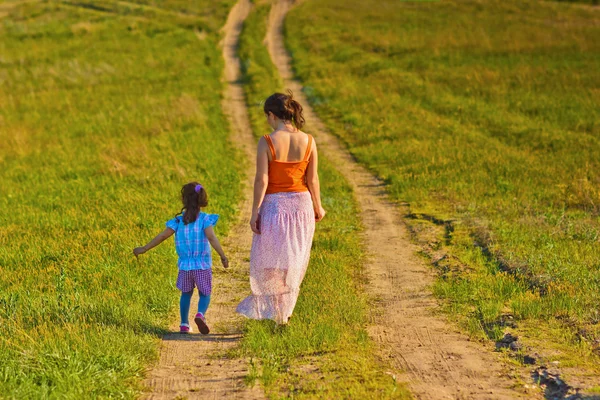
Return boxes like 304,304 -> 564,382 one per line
133,182 -> 229,334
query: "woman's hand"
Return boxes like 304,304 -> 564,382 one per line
315,207 -> 327,222
250,213 -> 261,234
133,246 -> 146,257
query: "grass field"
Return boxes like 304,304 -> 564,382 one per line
285,0 -> 600,376
236,2 -> 410,398
4,0 -> 599,396
0,0 -> 239,397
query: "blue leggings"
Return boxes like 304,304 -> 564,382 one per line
179,291 -> 211,324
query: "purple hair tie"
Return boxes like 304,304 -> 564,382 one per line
195,184 -> 203,193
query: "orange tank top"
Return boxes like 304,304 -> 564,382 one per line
264,134 -> 313,194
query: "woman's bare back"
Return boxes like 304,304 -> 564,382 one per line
266,130 -> 312,162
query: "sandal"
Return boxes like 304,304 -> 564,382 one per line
179,323 -> 192,334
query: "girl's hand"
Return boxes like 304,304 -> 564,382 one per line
315,207 -> 327,222
221,256 -> 229,269
250,213 -> 261,234
133,247 -> 146,257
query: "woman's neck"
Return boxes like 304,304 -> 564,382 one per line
274,120 -> 297,133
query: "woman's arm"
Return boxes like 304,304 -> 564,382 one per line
204,226 -> 229,268
250,137 -> 270,234
306,141 -> 326,222
133,228 -> 175,256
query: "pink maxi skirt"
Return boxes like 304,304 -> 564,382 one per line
236,191 -> 315,324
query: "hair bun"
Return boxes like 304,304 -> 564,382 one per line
263,90 -> 306,130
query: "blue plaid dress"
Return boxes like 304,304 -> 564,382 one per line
166,212 -> 219,271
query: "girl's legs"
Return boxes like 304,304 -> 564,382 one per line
180,290 -> 193,324
198,294 -> 211,316
182,290 -> 210,319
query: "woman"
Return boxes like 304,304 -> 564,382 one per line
236,91 -> 326,324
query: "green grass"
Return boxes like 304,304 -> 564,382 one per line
0,0 -> 238,397
236,2 -> 410,398
285,0 -> 600,376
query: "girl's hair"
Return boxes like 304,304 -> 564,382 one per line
263,90 -> 305,130
176,182 -> 208,225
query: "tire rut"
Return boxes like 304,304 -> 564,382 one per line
142,1 -> 262,398
265,1 -> 536,399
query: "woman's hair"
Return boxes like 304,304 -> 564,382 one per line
177,182 -> 208,225
263,90 -> 305,130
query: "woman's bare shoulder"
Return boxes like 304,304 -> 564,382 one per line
302,131 -> 316,146
256,135 -> 270,153
292,130 -> 313,142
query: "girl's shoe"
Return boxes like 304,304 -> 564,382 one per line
179,323 -> 192,334
194,313 -> 210,335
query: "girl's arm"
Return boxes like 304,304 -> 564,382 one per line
306,141 -> 326,222
204,227 -> 229,268
250,137 -> 270,234
133,228 -> 175,256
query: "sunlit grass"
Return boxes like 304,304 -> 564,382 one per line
0,0 -> 238,397
285,0 -> 600,374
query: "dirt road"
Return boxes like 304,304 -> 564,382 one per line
143,0 -> 538,398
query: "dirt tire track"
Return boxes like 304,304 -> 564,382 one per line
142,1 -> 262,398
266,1 -> 535,399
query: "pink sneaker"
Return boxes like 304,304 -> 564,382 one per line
194,313 -> 210,335
179,323 -> 192,334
